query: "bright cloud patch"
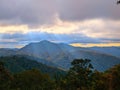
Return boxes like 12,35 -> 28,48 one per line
1,17 -> 119,39
71,43 -> 120,47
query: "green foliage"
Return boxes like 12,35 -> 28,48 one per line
105,64 -> 120,90
91,71 -> 108,90
11,69 -> 55,90
91,64 -> 120,90
65,59 -> 94,90
0,57 -> 120,90
55,59 -> 120,90
0,61 -> 13,90
0,62 -> 55,90
0,55 -> 65,77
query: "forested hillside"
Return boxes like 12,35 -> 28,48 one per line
0,58 -> 120,90
0,55 -> 65,76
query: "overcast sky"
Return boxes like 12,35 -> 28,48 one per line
0,0 -> 120,48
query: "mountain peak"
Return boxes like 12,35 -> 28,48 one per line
38,40 -> 58,46
39,40 -> 52,44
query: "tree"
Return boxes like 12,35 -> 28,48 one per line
105,64 -> 120,90
0,61 -> 13,90
91,71 -> 108,90
66,59 -> 94,90
11,69 -> 55,90
117,0 -> 120,4
92,64 -> 120,90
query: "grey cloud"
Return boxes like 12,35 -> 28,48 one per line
0,0 -> 56,26
0,0 -> 120,26
99,38 -> 120,43
57,0 -> 120,21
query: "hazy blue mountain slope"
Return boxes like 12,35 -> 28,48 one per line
50,50 -> 120,71
87,47 -> 120,58
0,48 -> 58,68
0,49 -> 17,56
18,40 -> 75,61
18,40 -> 120,71
24,55 -> 58,67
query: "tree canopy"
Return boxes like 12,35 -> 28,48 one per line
0,59 -> 120,90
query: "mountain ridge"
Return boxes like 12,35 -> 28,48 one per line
0,55 -> 65,76
17,40 -> 120,71
0,40 -> 120,71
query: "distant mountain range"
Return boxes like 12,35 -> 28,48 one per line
0,40 -> 120,71
85,47 -> 120,58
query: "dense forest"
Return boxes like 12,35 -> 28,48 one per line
0,58 -> 120,90
0,56 -> 65,77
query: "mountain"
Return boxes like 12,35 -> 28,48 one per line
0,47 -> 58,68
0,55 -> 65,76
86,47 -> 120,58
19,40 -> 74,56
18,40 -> 75,62
18,40 -> 120,71
23,55 -> 58,67
0,48 -> 17,56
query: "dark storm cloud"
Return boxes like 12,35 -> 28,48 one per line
0,0 -> 120,26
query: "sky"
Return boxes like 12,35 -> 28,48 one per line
0,0 -> 120,48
